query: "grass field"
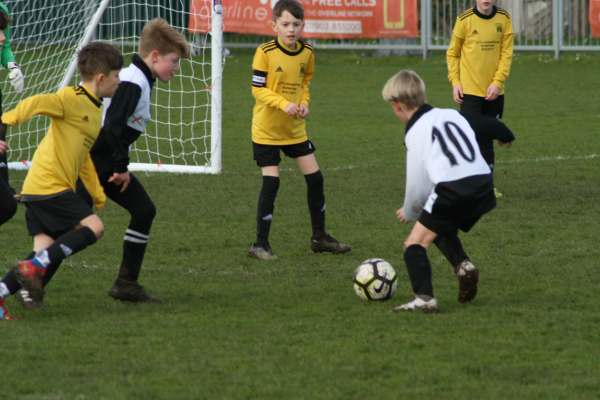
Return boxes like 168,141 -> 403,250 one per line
1,50 -> 600,399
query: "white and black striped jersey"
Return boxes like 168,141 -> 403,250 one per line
402,104 -> 492,221
91,54 -> 155,174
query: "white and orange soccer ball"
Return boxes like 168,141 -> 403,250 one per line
353,258 -> 398,301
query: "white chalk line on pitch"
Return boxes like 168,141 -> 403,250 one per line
318,153 -> 600,172
273,153 -> 600,173
497,153 -> 600,164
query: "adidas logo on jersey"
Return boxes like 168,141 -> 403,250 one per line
472,29 -> 478,35
276,66 -> 283,73
82,115 -> 89,122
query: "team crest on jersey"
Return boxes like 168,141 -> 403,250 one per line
496,23 -> 502,33
299,63 -> 306,77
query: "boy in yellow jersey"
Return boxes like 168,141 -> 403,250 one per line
0,42 -> 122,317
446,0 -> 513,196
249,0 -> 350,260
41,19 -> 189,304
447,0 -> 513,116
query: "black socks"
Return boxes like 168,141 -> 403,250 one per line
404,244 -> 434,298
434,233 -> 468,270
304,170 -> 325,238
256,176 -> 280,248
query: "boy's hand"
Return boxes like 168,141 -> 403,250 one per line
0,140 -> 7,154
108,171 -> 131,192
452,84 -> 463,104
396,207 -> 408,224
485,83 -> 501,101
8,62 -> 24,94
284,103 -> 299,116
298,104 -> 310,119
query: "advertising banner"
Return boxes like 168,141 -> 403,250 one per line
590,0 -> 600,37
189,0 -> 419,39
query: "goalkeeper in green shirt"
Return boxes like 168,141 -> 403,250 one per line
0,2 -> 23,227
0,3 -> 22,94
0,1 -> 24,225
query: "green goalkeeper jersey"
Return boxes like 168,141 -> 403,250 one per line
0,2 -> 15,68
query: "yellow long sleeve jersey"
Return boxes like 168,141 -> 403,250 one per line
251,39 -> 315,145
446,7 -> 514,97
1,85 -> 106,207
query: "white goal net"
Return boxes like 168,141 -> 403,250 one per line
2,0 -> 222,174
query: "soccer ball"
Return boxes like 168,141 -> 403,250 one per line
353,258 -> 398,301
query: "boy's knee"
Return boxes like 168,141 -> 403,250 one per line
81,215 -> 104,239
404,237 -> 431,249
91,222 -> 104,240
94,225 -> 104,240
133,200 -> 156,223
404,222 -> 437,249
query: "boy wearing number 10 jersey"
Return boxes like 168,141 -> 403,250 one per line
382,70 -> 503,313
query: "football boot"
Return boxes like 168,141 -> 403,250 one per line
310,233 -> 351,254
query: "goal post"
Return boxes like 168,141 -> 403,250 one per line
3,0 -> 223,174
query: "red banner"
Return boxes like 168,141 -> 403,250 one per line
590,0 -> 600,37
189,0 -> 419,39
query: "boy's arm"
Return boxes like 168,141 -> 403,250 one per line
299,51 -> 315,106
79,154 -> 106,210
1,92 -> 64,126
251,85 -> 291,111
102,82 -> 142,173
251,47 -> 291,111
446,18 -> 465,86
402,140 -> 432,221
492,18 -> 514,90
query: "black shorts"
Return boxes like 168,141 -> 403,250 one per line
461,94 -> 504,119
253,140 -> 316,167
418,179 -> 496,235
24,191 -> 94,238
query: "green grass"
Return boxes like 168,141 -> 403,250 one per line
1,51 -> 600,399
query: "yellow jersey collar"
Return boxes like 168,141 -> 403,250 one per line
78,83 -> 103,108
276,38 -> 305,56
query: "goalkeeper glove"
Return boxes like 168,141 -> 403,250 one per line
7,62 -> 24,94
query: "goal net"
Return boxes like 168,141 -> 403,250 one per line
2,0 -> 222,174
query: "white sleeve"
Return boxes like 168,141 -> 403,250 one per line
402,134 -> 433,221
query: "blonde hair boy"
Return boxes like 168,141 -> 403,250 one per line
381,70 -> 426,109
382,69 -> 499,314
